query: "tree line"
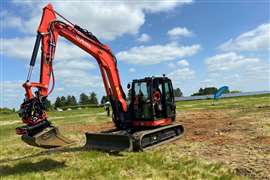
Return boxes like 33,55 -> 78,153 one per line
2,86 -> 242,112
49,88 -> 183,110
190,87 -> 243,96
191,87 -> 230,96
54,92 -> 100,109
175,87 -> 240,97
33,86 -> 238,110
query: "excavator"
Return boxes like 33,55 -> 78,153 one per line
16,3 -> 184,151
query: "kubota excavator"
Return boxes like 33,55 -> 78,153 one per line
16,3 -> 184,151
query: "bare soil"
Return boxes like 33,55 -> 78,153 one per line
61,122 -> 114,133
175,109 -> 270,180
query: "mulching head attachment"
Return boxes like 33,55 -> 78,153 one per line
22,126 -> 74,148
17,120 -> 74,149
84,131 -> 133,152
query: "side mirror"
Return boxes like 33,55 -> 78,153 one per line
127,83 -> 131,90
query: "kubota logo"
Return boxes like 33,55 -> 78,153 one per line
76,35 -> 91,49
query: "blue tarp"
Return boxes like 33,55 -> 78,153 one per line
214,86 -> 229,99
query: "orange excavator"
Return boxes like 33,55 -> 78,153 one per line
16,3 -> 184,151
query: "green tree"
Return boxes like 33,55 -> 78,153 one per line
230,90 -> 241,93
192,87 -> 218,96
71,96 -> 77,105
204,87 -> 218,95
0,107 -> 14,114
100,95 -> 110,104
60,96 -> 67,107
79,93 -> 89,105
66,95 -> 72,106
66,95 -> 77,106
199,88 -> 204,94
54,97 -> 62,108
89,92 -> 98,105
173,88 -> 183,97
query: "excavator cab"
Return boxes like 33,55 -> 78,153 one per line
85,76 -> 183,151
130,76 -> 176,127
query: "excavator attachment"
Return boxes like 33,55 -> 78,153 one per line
85,131 -> 133,152
17,120 -> 74,148
21,126 -> 74,148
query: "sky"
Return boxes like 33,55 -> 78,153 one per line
0,0 -> 269,108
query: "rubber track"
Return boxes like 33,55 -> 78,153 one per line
132,124 -> 184,151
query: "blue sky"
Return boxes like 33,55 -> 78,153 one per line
0,0 -> 269,108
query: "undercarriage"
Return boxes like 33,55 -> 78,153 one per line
18,121 -> 184,152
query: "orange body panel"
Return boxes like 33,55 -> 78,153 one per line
132,118 -> 172,127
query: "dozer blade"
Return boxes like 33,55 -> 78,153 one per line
84,131 -> 133,152
22,126 -> 74,149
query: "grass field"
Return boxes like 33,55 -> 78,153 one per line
0,94 -> 269,179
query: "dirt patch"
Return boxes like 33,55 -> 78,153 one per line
175,110 -> 251,145
174,109 -> 270,179
61,122 -> 114,133
252,135 -> 270,144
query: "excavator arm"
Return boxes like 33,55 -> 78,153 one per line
18,4 -> 127,133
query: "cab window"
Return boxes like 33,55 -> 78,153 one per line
133,82 -> 151,119
164,82 -> 173,102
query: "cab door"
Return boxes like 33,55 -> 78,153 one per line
163,80 -> 176,121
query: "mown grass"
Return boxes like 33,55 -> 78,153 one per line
176,94 -> 270,111
0,147 -> 242,180
1,94 -> 269,179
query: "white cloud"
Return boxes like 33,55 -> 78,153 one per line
136,33 -> 151,42
0,37 -> 35,59
166,58 -> 195,93
117,42 -> 201,65
54,59 -> 96,70
1,16 -> 23,29
167,66 -> 196,93
177,59 -> 189,67
1,36 -> 102,98
53,58 -> 100,88
167,27 -> 193,38
129,68 -> 136,73
0,37 -> 91,61
168,67 -> 195,80
205,52 -> 269,90
168,59 -> 189,68
55,69 -> 102,88
168,62 -> 175,68
3,1 -> 192,40
218,23 -> 270,51
0,80 -> 24,108
205,52 -> 261,72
